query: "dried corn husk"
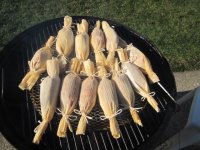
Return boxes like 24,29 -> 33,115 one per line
127,44 -> 159,83
75,19 -> 89,59
117,49 -> 159,112
56,16 -> 74,72
71,19 -> 90,73
56,16 -> 74,57
76,59 -> 98,135
33,58 -> 60,144
121,62 -> 160,113
57,73 -> 81,137
19,36 -> 54,90
90,21 -> 106,67
102,21 -> 119,67
98,66 -> 121,139
112,58 -> 142,126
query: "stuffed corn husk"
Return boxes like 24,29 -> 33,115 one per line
118,49 -> 159,112
112,58 -> 142,126
90,21 -> 106,67
33,58 -> 60,144
127,44 -> 159,83
57,73 -> 81,137
71,19 -> 89,73
102,21 -> 119,67
117,49 -> 159,112
19,36 -> 54,90
76,59 -> 98,135
98,66 -> 121,139
56,16 -> 74,72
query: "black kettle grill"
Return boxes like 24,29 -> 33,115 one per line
0,16 -> 177,150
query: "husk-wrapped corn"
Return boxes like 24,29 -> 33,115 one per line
98,66 -> 121,139
90,21 -> 106,67
127,44 -> 159,83
127,44 -> 176,103
19,36 -> 54,90
33,58 -> 60,144
118,49 -> 159,112
76,59 -> 98,135
57,73 -> 81,137
56,16 -> 74,72
71,19 -> 89,73
102,21 -> 119,67
112,58 -> 142,126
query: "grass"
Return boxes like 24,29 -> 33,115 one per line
0,0 -> 199,71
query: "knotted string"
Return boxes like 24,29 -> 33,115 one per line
129,106 -> 143,113
34,120 -> 42,133
56,108 -> 77,132
57,54 -> 70,63
119,104 -> 143,113
74,109 -> 93,124
141,92 -> 156,101
100,109 -> 123,120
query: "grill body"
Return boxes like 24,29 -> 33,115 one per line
0,16 -> 176,150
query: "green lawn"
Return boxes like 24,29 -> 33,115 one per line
0,0 -> 199,71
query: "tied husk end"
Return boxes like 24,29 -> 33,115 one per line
130,109 -> 143,127
70,58 -> 83,74
19,71 -> 41,91
76,115 -> 87,135
147,96 -> 160,113
33,120 -> 49,144
109,117 -> 120,139
57,117 -> 70,137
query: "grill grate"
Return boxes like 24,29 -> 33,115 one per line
0,16 -> 176,150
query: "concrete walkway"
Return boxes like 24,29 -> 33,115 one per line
0,70 -> 199,150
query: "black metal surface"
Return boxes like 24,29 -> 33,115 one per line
0,16 -> 177,150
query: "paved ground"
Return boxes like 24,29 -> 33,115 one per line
0,70 -> 199,150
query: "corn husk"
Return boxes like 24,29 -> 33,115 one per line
112,58 -> 142,126
75,19 -> 89,60
57,73 -> 81,137
33,58 -> 60,144
56,16 -> 74,57
56,16 -> 74,72
76,59 -> 98,135
117,49 -> 159,112
90,21 -> 106,67
127,44 -> 159,83
71,19 -> 89,73
102,21 -> 119,67
121,62 -> 160,113
98,66 -> 120,139
19,36 -> 54,90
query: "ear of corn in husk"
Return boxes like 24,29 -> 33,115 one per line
112,58 -> 143,126
127,44 -> 159,83
19,36 -> 54,90
71,19 -> 90,73
33,58 -> 60,144
90,21 -> 106,67
56,16 -> 74,72
102,21 -> 119,68
57,73 -> 81,137
76,59 -> 98,135
120,51 -> 160,113
98,66 -> 121,139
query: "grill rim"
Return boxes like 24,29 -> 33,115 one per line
0,16 -> 177,150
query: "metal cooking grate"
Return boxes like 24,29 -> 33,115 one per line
0,16 -> 176,150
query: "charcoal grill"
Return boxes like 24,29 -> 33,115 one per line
0,16 -> 177,150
